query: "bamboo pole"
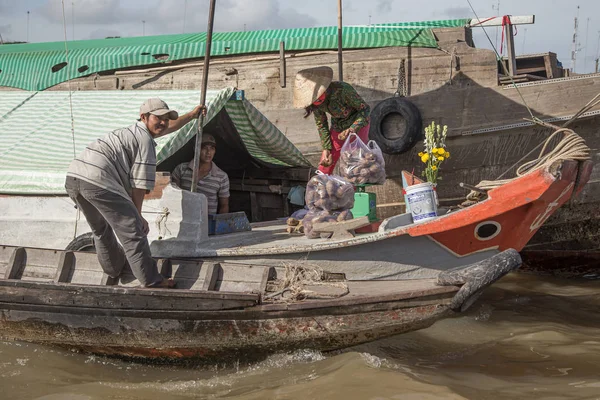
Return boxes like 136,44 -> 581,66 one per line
191,0 -> 216,193
337,0 -> 343,81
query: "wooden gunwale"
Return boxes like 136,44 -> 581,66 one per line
0,279 -> 458,315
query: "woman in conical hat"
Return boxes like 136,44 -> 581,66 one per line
293,66 -> 371,174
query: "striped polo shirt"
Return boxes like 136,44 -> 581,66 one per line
67,121 -> 156,200
171,161 -> 230,214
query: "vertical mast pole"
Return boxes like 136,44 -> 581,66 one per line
191,0 -> 216,192
337,0 -> 343,81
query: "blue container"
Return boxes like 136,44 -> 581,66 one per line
208,211 -> 252,235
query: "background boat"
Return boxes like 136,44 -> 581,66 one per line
0,16 -> 597,268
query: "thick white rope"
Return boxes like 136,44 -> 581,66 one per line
467,128 -> 591,200
265,263 -> 349,302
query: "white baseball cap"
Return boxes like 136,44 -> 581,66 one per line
139,98 -> 179,120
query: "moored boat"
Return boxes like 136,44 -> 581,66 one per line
0,245 -> 520,362
1,16 -> 597,264
0,153 -> 590,361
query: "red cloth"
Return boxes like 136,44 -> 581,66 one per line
318,123 -> 370,175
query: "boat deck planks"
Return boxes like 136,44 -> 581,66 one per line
0,245 -> 460,314
258,280 -> 458,311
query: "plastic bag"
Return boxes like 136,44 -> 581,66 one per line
305,172 -> 355,211
302,209 -> 354,239
339,133 -> 386,185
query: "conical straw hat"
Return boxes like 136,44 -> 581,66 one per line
293,66 -> 334,108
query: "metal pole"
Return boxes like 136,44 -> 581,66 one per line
183,0 -> 187,33
27,11 -> 30,42
191,0 -> 216,193
595,31 -> 600,73
584,18 -> 590,73
571,6 -> 579,73
72,1 -> 75,40
337,0 -> 343,81
142,20 -> 145,36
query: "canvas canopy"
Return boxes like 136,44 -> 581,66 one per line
0,87 -> 311,194
0,19 -> 470,91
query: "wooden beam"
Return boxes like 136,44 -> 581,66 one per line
504,22 -> 517,76
515,66 -> 546,75
201,263 -> 220,291
249,192 -> 260,222
4,247 -> 26,280
279,41 -> 286,88
258,266 -> 274,296
0,280 -> 258,311
468,15 -> 535,27
282,179 -> 290,217
54,251 -> 75,283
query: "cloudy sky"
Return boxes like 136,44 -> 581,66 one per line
1,0 -> 599,73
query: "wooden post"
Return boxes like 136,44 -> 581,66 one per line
279,41 -> 286,88
596,58 -> 599,73
504,18 -> 517,76
191,0 -> 216,192
249,192 -> 260,222
4,247 -> 26,280
201,262 -> 220,291
54,251 -> 75,283
282,178 -> 290,217
337,0 -> 343,81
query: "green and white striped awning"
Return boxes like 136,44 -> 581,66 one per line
0,19 -> 469,91
0,87 -> 311,194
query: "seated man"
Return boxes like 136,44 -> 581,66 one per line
171,134 -> 230,214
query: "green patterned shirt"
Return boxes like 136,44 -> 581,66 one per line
312,81 -> 370,150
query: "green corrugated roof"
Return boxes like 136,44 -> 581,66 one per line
0,19 -> 469,91
0,88 -> 311,194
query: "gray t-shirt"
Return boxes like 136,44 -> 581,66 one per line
171,161 -> 230,214
67,121 -> 157,200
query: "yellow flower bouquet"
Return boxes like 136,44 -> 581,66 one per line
418,122 -> 449,184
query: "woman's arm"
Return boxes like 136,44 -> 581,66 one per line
313,107 -> 332,150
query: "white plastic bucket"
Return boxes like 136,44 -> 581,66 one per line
405,182 -> 438,223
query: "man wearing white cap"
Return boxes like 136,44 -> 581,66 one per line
65,98 -> 205,288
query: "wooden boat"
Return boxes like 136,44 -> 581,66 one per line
0,245 -> 520,362
0,155 -> 589,361
4,16 -> 596,264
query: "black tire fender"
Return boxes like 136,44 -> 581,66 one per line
437,249 -> 522,312
65,232 -> 96,252
368,96 -> 423,154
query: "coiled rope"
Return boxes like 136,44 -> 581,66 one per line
466,128 -> 591,201
264,263 -> 349,302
